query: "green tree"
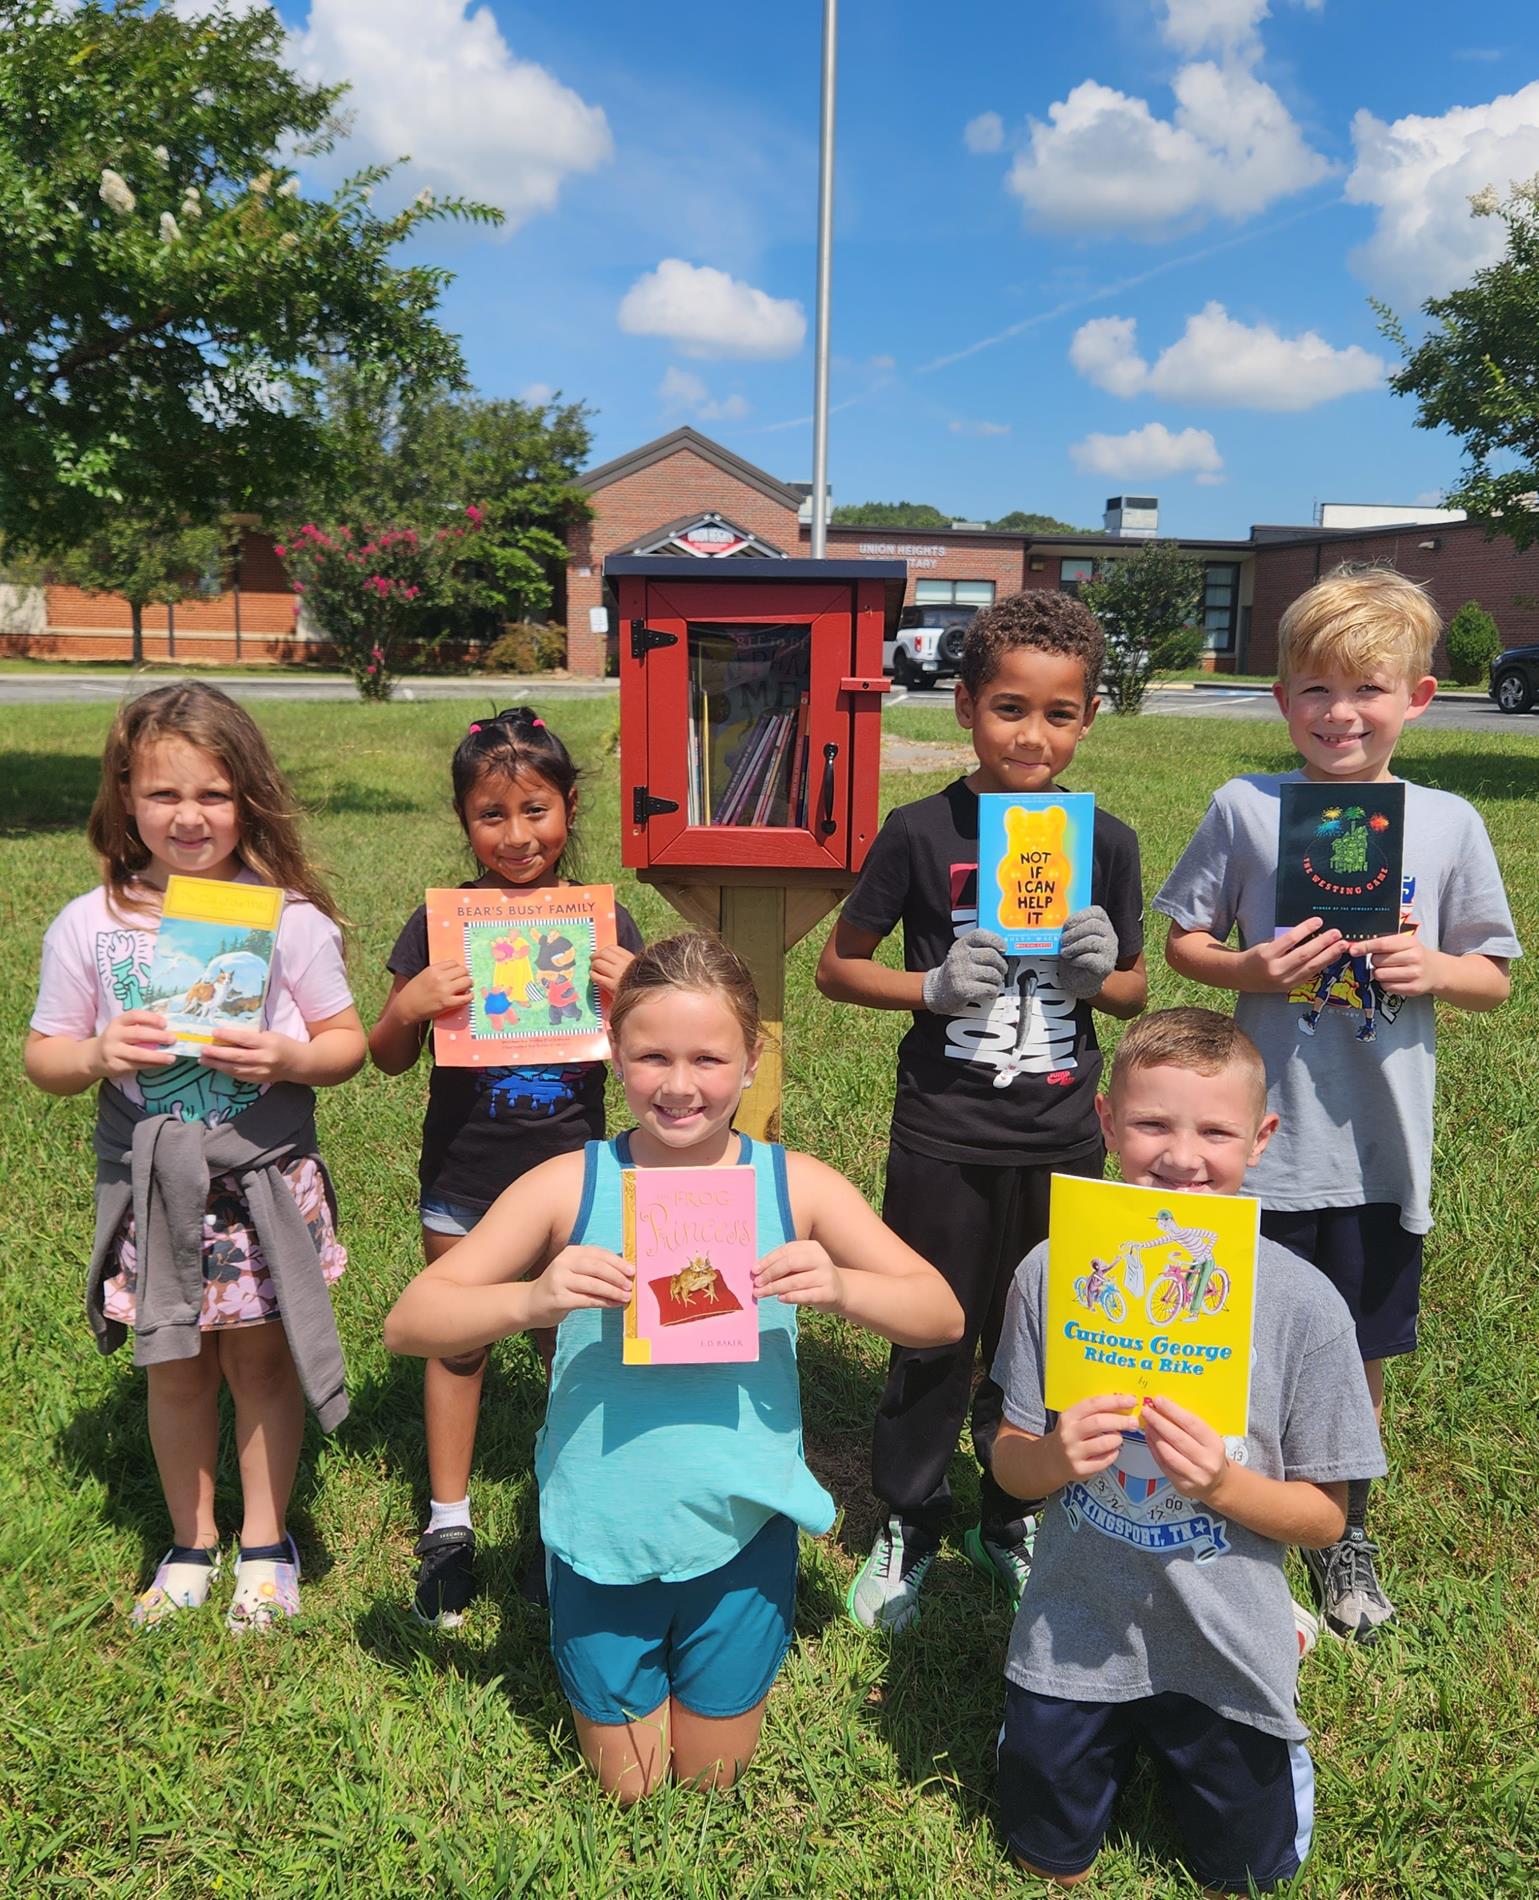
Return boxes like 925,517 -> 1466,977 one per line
1444,599 -> 1502,684
1380,176 -> 1539,551
987,510 -> 1090,534
311,368 -> 592,632
54,510 -> 226,664
830,500 -> 951,529
0,0 -> 501,562
1080,541 -> 1204,714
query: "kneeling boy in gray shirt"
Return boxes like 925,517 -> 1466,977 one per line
990,1009 -> 1382,1895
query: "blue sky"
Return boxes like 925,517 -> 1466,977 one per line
268,0 -> 1539,538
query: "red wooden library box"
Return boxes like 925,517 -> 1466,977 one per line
609,555 -> 906,878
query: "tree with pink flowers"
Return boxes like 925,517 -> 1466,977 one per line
279,509 -> 486,700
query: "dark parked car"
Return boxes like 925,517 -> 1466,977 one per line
1489,644 -> 1539,714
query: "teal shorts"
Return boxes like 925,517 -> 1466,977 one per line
548,1513 -> 798,1724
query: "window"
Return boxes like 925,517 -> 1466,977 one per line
914,578 -> 996,606
1201,562 -> 1239,654
1059,558 -> 1097,598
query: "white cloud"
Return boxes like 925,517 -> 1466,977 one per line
1070,302 -> 1384,409
659,366 -> 750,422
519,382 -> 554,405
620,259 -> 806,360
1346,82 -> 1539,302
1070,422 -> 1223,478
1159,0 -> 1270,60
964,112 -> 1005,155
1006,63 -> 1331,237
283,0 -> 610,230
948,418 -> 1011,437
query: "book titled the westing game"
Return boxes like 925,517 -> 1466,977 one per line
1274,782 -> 1405,940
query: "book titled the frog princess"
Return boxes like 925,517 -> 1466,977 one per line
622,1164 -> 759,1365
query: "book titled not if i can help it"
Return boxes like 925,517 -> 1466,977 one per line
976,792 -> 1095,956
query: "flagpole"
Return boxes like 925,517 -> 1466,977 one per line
810,0 -> 837,559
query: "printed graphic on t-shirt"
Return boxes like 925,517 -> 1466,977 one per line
1058,1428 -> 1243,1562
1287,874 -> 1415,1047
943,863 -> 1079,1088
92,926 -> 259,1124
483,1065 -> 587,1120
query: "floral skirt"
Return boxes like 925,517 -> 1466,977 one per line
102,1157 -> 346,1331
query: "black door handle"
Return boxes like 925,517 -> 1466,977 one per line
819,741 -> 838,835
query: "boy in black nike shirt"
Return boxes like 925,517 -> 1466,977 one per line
817,590 -> 1146,1630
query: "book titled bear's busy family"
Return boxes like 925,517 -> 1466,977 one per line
424,884 -> 620,1068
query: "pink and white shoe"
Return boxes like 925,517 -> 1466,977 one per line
130,1545 -> 222,1629
226,1534 -> 301,1634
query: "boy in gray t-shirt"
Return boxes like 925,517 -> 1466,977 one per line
1155,567 -> 1518,1641
991,1010 -> 1383,1894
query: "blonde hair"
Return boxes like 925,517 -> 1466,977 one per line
608,931 -> 762,1053
1276,563 -> 1440,687
1108,1007 -> 1267,1120
88,682 -> 342,924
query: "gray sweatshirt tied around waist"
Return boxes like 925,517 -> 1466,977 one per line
88,1081 -> 348,1432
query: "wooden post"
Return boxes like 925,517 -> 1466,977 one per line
720,884 -> 786,1142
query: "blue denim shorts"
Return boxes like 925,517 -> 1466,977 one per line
548,1513 -> 798,1725
419,1193 -> 486,1238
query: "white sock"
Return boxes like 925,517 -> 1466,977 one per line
427,1496 -> 473,1535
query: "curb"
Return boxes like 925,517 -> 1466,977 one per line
1163,680 -> 1486,704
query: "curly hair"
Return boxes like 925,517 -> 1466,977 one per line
960,588 -> 1105,700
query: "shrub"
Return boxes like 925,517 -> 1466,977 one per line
1444,599 -> 1501,684
1080,541 -> 1205,713
486,621 -> 566,673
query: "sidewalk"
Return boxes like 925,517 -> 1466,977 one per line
1161,678 -> 1486,703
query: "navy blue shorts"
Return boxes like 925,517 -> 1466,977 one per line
1260,1203 -> 1422,1360
548,1514 -> 798,1725
997,1685 -> 1314,1893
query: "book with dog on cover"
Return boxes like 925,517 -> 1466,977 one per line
142,875 -> 284,1052
622,1164 -> 759,1365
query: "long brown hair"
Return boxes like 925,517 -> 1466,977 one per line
608,932 -> 763,1053
88,682 -> 342,923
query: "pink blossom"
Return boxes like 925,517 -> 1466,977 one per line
405,586 -> 420,599
274,543 -> 287,558
465,504 -> 483,524
292,582 -> 304,594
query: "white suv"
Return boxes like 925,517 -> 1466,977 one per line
882,603 -> 977,689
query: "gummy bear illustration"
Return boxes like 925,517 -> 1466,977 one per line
996,803 -> 1071,935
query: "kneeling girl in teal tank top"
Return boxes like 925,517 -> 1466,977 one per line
386,932 -> 963,1803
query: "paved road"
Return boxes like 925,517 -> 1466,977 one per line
1,671 -> 1529,736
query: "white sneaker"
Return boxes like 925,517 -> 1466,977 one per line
846,1516 -> 939,1632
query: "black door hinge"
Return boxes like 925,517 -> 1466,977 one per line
632,785 -> 680,824
629,620 -> 679,660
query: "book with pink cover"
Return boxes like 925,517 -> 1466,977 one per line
622,1164 -> 759,1365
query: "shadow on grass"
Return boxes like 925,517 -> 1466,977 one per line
286,777 -> 427,818
1399,745 -> 1539,801
55,1355 -> 335,1585
0,750 -> 102,834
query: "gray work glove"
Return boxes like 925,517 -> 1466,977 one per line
923,928 -> 1008,1014
1055,905 -> 1118,999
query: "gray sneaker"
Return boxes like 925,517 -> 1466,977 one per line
1304,1528 -> 1396,1642
962,1518 -> 1036,1611
846,1516 -> 939,1632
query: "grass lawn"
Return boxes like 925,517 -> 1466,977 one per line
3,696 -> 1536,1896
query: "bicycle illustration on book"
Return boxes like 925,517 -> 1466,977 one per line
1072,1208 -> 1229,1326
